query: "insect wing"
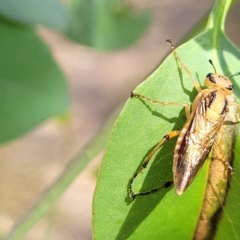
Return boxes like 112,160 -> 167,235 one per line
173,91 -> 227,195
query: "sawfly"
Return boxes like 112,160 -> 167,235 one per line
129,39 -> 240,200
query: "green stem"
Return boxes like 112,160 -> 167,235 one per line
205,0 -> 235,67
206,0 -> 234,32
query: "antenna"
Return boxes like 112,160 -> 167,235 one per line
209,59 -> 217,73
229,72 -> 240,78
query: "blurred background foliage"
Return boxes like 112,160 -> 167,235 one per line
0,0 -> 150,143
66,0 -> 151,49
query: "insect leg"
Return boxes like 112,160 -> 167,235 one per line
166,39 -> 202,93
227,101 -> 240,110
131,91 -> 191,120
212,157 -> 234,176
226,102 -> 240,123
131,91 -> 188,108
129,130 -> 180,200
184,104 -> 191,120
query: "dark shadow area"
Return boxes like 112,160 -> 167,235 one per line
115,107 -> 186,240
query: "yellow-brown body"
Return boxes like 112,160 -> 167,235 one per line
173,73 -> 236,195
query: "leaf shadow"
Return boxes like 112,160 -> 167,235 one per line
171,52 -> 200,100
115,108 -> 186,240
134,97 -> 181,123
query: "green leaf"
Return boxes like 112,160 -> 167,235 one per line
93,0 -> 240,239
66,0 -> 151,50
0,19 -> 68,143
0,0 -> 68,31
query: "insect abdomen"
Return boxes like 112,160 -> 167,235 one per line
173,90 -> 228,195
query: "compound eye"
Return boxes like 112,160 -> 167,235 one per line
226,84 -> 234,91
206,73 -> 216,83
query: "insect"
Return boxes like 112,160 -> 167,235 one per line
194,106 -> 238,239
129,39 -> 240,200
